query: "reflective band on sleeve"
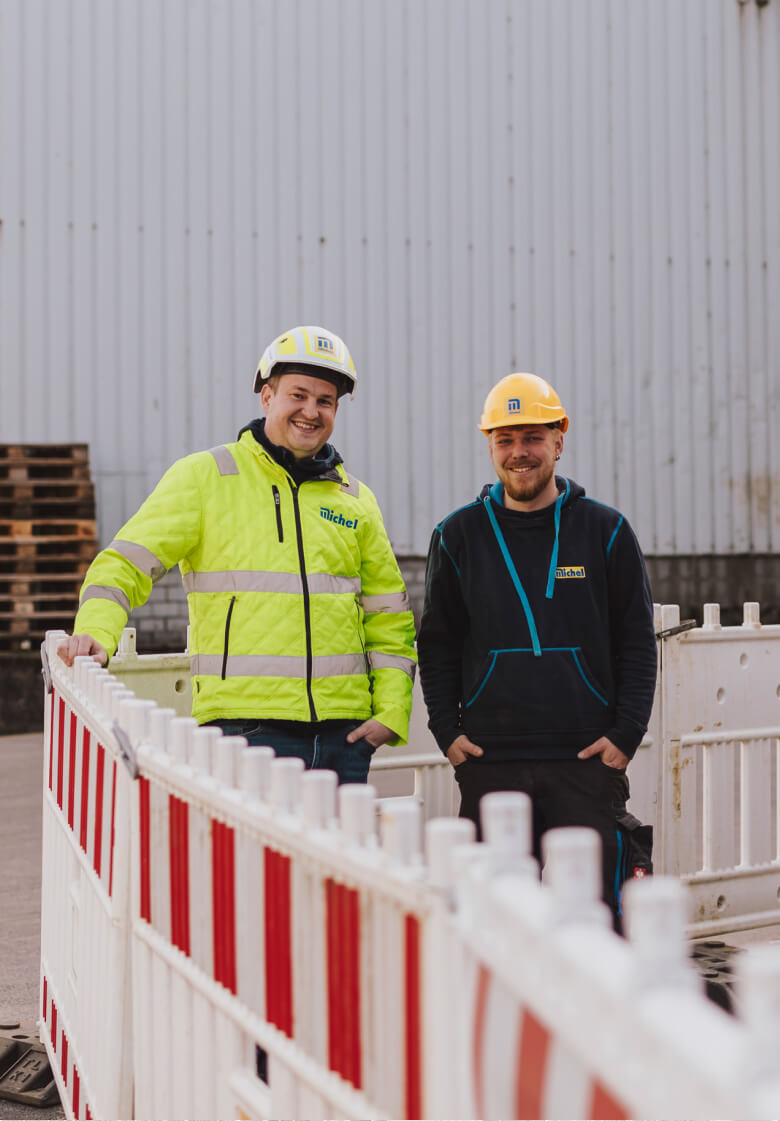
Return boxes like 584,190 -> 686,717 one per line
360,591 -> 410,615
182,570 -> 361,595
191,652 -> 367,678
208,445 -> 240,476
368,652 -> 417,679
109,539 -> 168,583
340,473 -> 360,497
79,585 -> 131,615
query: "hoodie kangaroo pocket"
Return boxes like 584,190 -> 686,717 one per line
464,647 -> 609,736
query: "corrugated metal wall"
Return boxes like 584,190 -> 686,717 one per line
1,0 -> 777,556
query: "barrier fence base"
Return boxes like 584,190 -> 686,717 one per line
0,1022 -> 60,1108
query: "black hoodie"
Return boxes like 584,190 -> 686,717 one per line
417,477 -> 657,760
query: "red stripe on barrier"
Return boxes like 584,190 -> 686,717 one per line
325,879 -> 338,1078
139,777 -> 151,921
79,730 -> 91,852
73,1068 -> 80,1118
49,689 -> 56,791
42,976 -> 48,1024
473,963 -> 490,1117
51,1000 -> 57,1050
211,820 -> 237,992
589,1080 -> 630,1120
86,1106 -> 92,1120
346,886 -> 362,1088
169,796 -> 191,955
169,798 -> 178,946
264,848 -> 292,1036
67,712 -> 78,828
61,1031 -> 68,1081
404,913 -> 422,1119
325,881 -> 362,1088
264,847 -> 276,1023
223,824 -> 237,992
212,822 -> 223,984
514,1007 -> 551,1120
93,743 -> 105,877
56,698 -> 66,808
108,760 -> 117,898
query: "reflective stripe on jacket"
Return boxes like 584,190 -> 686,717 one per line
73,430 -> 416,743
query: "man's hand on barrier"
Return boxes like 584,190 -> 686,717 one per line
346,718 -> 394,748
57,634 -> 108,667
446,734 -> 484,767
577,736 -> 629,770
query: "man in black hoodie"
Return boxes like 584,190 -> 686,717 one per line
417,372 -> 657,923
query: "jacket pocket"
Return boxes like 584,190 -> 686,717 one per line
271,485 -> 284,542
464,647 -> 609,736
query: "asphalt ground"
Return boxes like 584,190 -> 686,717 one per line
0,733 -> 64,1121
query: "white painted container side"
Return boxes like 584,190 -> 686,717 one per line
0,0 -> 777,555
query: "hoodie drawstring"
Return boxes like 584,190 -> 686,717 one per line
545,479 -> 570,599
484,478 -> 571,653
483,494 -> 542,656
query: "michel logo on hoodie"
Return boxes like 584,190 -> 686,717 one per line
556,565 -> 586,579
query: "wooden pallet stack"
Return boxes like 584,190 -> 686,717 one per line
0,444 -> 97,651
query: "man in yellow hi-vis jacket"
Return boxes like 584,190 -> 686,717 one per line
58,326 -> 417,782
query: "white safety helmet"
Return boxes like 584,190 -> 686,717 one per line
253,326 -> 357,398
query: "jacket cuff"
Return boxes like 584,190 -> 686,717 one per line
432,723 -> 463,756
605,724 -> 644,760
373,702 -> 411,748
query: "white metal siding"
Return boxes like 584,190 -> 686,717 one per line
0,0 -> 777,555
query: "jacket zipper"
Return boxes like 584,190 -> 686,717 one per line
271,485 -> 284,542
221,595 -> 236,680
355,598 -> 371,678
290,481 -> 317,720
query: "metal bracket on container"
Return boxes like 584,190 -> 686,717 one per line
112,721 -> 139,779
655,619 -> 697,640
40,644 -> 52,695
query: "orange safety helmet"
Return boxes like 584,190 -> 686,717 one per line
479,372 -> 569,433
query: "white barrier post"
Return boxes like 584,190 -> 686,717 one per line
339,784 -> 377,848
380,798 -> 423,870
481,791 -> 538,879
738,945 -> 780,1119
301,771 -> 338,831
543,827 -> 612,927
623,875 -> 700,991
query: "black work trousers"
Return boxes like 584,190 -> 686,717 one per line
455,755 -> 650,928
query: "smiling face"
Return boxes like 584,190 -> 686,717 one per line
260,371 -> 340,459
488,423 -> 564,511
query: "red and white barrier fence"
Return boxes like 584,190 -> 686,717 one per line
654,602 -> 780,934
40,636 -> 139,1120
40,625 -> 780,1120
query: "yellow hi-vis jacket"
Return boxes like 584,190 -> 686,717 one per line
73,431 -> 417,744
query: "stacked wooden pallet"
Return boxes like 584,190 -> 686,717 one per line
0,444 -> 97,650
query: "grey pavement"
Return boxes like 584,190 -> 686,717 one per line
0,733 -> 64,1121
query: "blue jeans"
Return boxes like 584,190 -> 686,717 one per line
204,718 -> 375,785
